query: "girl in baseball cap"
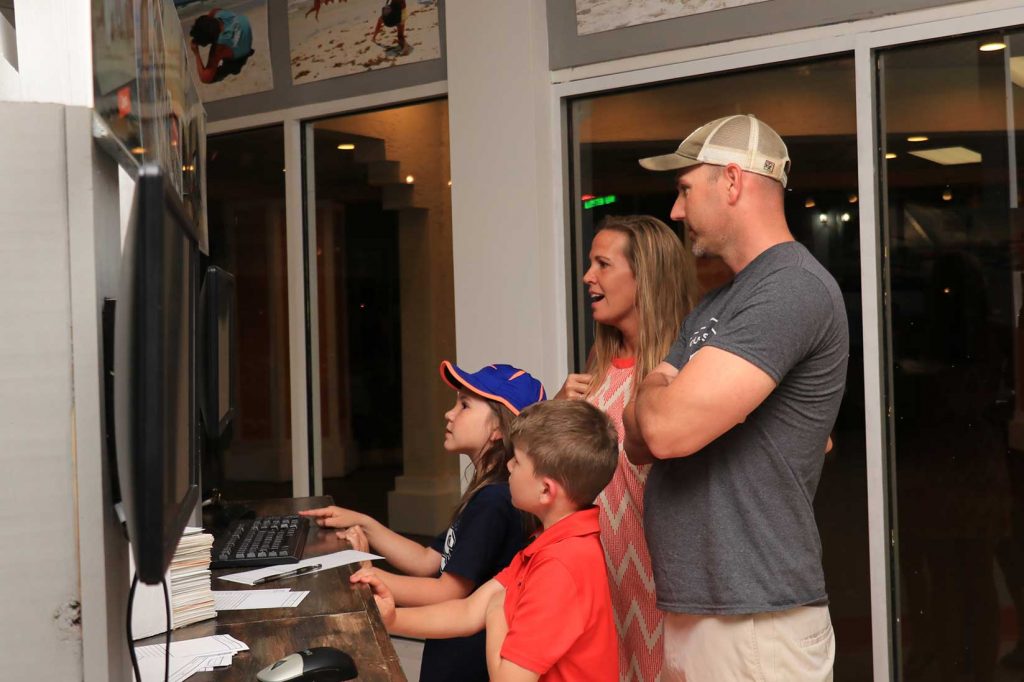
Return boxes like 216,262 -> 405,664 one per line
302,360 -> 545,682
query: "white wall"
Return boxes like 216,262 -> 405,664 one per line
445,0 -> 568,399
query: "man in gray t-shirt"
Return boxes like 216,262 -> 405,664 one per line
623,114 -> 848,681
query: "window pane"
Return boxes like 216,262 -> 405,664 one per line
310,100 -> 456,528
569,56 -> 870,679
880,30 -> 1024,680
203,125 -> 292,501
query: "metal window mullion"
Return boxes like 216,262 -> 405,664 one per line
855,36 -> 894,682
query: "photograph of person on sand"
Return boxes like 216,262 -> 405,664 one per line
288,0 -> 439,86
177,0 -> 274,102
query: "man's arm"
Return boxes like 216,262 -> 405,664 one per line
627,348 -> 777,461
353,573 -> 504,639
623,363 -> 675,465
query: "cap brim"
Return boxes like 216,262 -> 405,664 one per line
439,360 -> 522,415
638,152 -> 701,172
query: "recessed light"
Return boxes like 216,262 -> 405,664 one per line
405,175 -> 414,184
337,143 -> 355,150
818,213 -> 828,224
804,198 -> 816,208
131,146 -> 146,155
908,146 -> 982,165
841,213 -> 851,222
907,135 -> 929,143
885,152 -> 898,159
942,188 -> 953,201
980,42 -> 1007,52
848,194 -> 858,204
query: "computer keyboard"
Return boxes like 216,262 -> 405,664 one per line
211,514 -> 310,569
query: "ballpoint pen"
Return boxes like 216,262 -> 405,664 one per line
253,563 -> 322,586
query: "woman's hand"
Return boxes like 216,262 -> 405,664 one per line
555,373 -> 593,400
299,505 -> 364,529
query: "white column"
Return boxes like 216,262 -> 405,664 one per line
445,0 -> 567,484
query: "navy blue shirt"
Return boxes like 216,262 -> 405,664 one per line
420,483 -> 525,682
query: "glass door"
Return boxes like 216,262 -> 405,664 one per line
878,29 -> 1024,681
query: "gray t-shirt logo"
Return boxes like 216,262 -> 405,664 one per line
687,317 -> 718,349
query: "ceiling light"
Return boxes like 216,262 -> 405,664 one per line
841,212 -> 851,222
848,194 -> 858,204
942,187 -> 953,201
405,175 -> 414,184
885,153 -> 898,160
980,41 -> 1007,52
907,135 -> 929,142
131,146 -> 146,155
804,197 -> 816,208
908,146 -> 982,165
818,213 -> 828,224
337,143 -> 355,150
447,180 -> 452,187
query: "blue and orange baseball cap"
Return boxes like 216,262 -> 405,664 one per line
440,361 -> 547,415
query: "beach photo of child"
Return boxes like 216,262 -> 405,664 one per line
288,0 -> 440,86
176,0 -> 274,102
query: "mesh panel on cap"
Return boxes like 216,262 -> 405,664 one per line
708,116 -> 752,151
756,123 -> 788,160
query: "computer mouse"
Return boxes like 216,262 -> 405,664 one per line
255,646 -> 358,682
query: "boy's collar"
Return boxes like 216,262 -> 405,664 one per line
522,506 -> 600,558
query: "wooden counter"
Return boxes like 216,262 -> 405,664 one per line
139,496 -> 405,681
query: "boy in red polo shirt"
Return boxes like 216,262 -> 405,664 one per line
354,400 -> 619,682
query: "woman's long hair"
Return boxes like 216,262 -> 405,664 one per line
586,215 -> 698,398
449,400 -> 538,533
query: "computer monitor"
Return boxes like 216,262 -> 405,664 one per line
114,163 -> 202,584
199,266 -> 237,439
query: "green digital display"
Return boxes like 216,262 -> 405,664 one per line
583,194 -> 617,209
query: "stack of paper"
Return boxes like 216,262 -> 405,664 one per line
131,527 -> 217,639
135,634 -> 247,682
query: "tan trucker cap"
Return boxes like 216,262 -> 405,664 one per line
638,114 -> 791,187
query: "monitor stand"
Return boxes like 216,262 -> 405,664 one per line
201,490 -> 255,532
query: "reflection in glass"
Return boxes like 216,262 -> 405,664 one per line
569,56 -> 871,679
310,100 -> 456,527
881,31 -> 1024,681
203,126 -> 292,501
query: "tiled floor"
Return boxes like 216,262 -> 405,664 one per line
391,636 -> 423,681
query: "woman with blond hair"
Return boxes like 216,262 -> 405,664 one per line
556,214 -> 698,682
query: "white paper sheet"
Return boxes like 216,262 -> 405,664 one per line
213,589 -> 309,610
134,635 -> 248,682
217,550 -> 382,585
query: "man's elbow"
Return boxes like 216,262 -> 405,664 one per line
645,433 -> 698,460
639,416 -> 703,460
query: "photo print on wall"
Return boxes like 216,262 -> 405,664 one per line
575,0 -> 771,35
288,0 -> 441,85
176,0 -> 275,103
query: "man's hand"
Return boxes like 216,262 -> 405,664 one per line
623,364 -> 676,465
351,572 -> 396,628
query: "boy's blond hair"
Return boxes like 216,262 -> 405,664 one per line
510,400 -> 618,508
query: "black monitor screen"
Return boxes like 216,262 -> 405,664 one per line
115,163 -> 201,584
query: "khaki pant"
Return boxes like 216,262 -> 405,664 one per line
663,605 -> 835,682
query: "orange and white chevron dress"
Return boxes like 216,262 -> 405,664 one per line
591,358 -> 663,682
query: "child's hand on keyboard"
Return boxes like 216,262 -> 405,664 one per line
299,505 -> 365,530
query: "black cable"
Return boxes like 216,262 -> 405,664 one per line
127,573 -> 142,682
162,576 -> 172,682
